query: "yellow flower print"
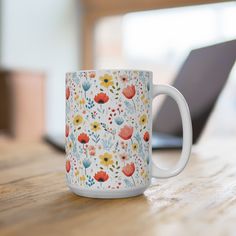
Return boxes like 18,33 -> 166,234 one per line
65,141 -> 73,153
75,170 -> 79,177
80,175 -> 86,181
99,74 -> 114,88
141,169 -> 148,179
67,141 -> 73,150
91,121 -> 101,132
132,143 -> 138,152
141,95 -> 148,104
74,94 -> 79,101
79,98 -> 85,105
139,114 -> 147,125
73,114 -> 83,126
99,152 -> 114,167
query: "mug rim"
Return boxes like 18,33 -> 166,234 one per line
66,69 -> 153,76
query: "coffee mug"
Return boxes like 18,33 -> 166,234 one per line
65,69 -> 192,198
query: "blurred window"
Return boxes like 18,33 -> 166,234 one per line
95,2 -> 236,85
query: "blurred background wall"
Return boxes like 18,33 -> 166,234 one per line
0,0 -> 82,136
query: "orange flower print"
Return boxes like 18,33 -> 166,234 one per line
94,171 -> 109,182
122,85 -> 136,99
66,160 -> 71,173
119,125 -> 133,140
65,124 -> 69,138
143,131 -> 150,142
122,162 -> 135,177
89,71 -> 96,78
78,133 -> 90,144
66,86 -> 70,100
122,162 -> 136,186
94,93 -> 109,104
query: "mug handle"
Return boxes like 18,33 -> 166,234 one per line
152,84 -> 192,178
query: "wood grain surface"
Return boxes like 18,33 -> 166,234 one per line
0,139 -> 236,236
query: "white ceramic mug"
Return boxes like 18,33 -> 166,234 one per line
65,70 -> 192,198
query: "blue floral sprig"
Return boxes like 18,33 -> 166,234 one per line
124,179 -> 134,187
86,175 -> 95,187
69,133 -> 81,156
114,141 -> 119,152
134,132 -> 145,159
82,81 -> 91,92
92,133 -> 100,143
114,117 -> 124,125
85,97 -> 95,109
72,72 -> 80,84
101,138 -> 114,151
83,158 -> 91,169
124,101 -> 135,114
82,81 -> 91,98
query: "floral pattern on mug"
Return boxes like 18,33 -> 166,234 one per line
65,70 -> 152,190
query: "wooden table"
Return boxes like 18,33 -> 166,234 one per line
1,138 -> 236,236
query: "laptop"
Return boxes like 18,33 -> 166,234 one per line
45,40 -> 236,151
152,39 -> 236,149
